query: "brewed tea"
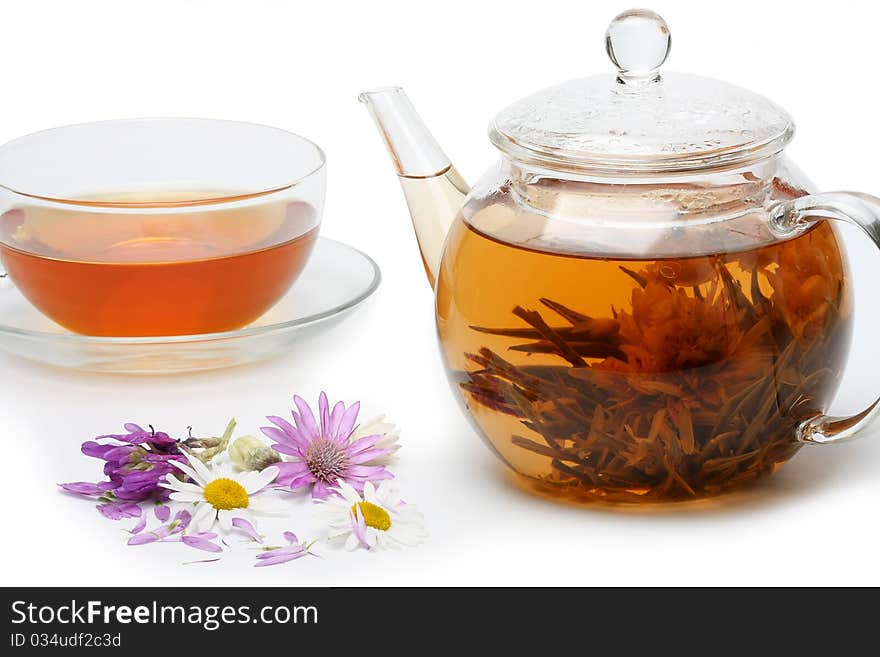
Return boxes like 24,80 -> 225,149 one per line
437,219 -> 852,502
0,191 -> 318,336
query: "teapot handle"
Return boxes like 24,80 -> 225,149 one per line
771,192 -> 880,444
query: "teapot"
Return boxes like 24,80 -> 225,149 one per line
361,10 -> 879,503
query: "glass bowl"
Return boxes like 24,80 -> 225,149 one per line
0,237 -> 380,373
0,118 -> 326,337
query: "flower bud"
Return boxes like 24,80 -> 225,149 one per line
229,435 -> 281,472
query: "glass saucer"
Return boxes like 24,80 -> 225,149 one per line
0,237 -> 380,374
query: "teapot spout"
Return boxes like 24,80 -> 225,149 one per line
359,87 -> 469,289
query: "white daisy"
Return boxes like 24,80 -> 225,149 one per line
161,451 -> 284,533
319,479 -> 427,551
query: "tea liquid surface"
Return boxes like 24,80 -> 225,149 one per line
437,219 -> 852,502
0,190 -> 318,336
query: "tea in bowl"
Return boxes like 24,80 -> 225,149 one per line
0,118 -> 325,337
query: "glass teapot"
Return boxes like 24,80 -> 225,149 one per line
361,10 -> 879,503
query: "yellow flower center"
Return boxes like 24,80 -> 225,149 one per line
203,478 -> 249,510
352,501 -> 391,531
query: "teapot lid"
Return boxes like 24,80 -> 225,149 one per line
489,9 -> 794,174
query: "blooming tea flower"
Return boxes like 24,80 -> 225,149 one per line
261,392 -> 396,499
765,229 -> 838,340
318,480 -> 426,551
161,451 -> 284,532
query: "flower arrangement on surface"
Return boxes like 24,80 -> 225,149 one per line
60,393 -> 425,567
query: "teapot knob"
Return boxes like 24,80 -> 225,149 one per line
605,9 -> 671,84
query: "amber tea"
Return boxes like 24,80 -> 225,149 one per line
0,191 -> 318,336
437,219 -> 852,503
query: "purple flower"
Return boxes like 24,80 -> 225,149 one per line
60,423 -> 187,513
254,532 -> 314,567
261,392 -> 394,499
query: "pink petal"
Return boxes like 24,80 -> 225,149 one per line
182,535 -> 223,553
328,401 -> 346,437
283,531 -> 299,544
153,526 -> 172,540
97,502 -> 142,520
154,505 -> 171,522
254,551 -> 305,567
336,402 -> 361,442
81,441 -> 115,459
346,433 -> 383,454
318,392 -> 330,436
275,461 -> 313,488
286,473 -> 318,490
293,395 -> 320,440
347,465 -> 393,479
353,506 -> 370,549
265,416 -> 310,450
267,414 -> 299,437
276,459 -> 310,475
129,514 -> 147,535
191,531 -> 218,539
260,426 -> 302,453
311,480 -> 330,499
169,509 -> 193,534
231,517 -> 262,543
127,533 -> 160,546
348,448 -> 391,465
59,481 -> 110,497
266,443 -> 302,459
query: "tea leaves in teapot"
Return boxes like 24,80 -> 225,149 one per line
449,220 -> 851,502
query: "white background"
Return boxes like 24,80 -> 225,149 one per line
1,0 -> 879,586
